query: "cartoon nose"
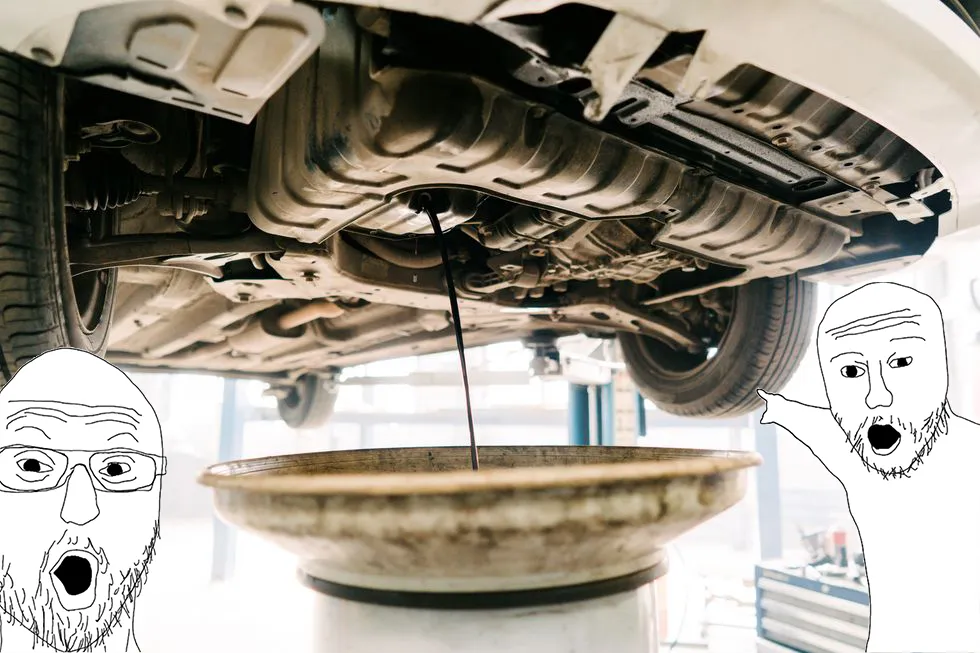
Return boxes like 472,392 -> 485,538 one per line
60,465 -> 100,526
865,362 -> 894,410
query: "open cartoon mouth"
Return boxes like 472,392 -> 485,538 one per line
867,424 -> 901,456
50,550 -> 98,610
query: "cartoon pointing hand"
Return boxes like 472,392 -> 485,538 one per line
757,389 -> 782,426
756,388 -> 852,478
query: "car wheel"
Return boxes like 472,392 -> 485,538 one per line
276,373 -> 340,429
0,54 -> 117,380
619,275 -> 817,418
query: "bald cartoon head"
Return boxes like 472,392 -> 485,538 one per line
817,282 -> 950,479
0,349 -> 163,650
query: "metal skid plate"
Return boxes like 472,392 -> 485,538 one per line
56,0 -> 325,123
248,7 -> 850,277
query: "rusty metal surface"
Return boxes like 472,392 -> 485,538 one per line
200,445 -> 760,593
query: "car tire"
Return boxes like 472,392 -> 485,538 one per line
277,373 -> 340,429
619,275 -> 817,418
0,53 -> 117,381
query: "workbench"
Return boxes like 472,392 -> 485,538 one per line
755,563 -> 869,652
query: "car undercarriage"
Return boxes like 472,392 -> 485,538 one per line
0,0 -> 967,426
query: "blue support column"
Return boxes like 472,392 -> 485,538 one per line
211,377 -> 244,581
635,392 -> 647,438
598,382 -> 615,445
754,415 -> 784,561
568,383 -> 591,446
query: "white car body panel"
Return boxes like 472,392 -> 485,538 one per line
0,0 -> 290,65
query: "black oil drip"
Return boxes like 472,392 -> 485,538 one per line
419,195 -> 480,471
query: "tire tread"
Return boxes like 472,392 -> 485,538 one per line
621,275 -> 817,418
0,54 -> 72,380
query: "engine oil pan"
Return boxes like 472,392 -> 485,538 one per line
200,445 -> 758,591
200,445 -> 759,652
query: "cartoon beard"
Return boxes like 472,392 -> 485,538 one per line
0,521 -> 159,652
834,401 -> 951,479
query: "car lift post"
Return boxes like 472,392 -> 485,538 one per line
211,377 -> 244,582
567,381 -> 616,446
635,393 -> 647,438
599,382 -> 615,445
568,383 -> 591,445
754,415 -> 783,560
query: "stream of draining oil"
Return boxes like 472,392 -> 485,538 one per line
418,194 -> 480,471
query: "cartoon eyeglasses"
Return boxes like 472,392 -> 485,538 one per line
0,445 -> 167,493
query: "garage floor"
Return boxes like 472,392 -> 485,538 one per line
137,522 -> 312,652
135,521 -> 758,652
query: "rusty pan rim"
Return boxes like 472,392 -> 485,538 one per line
197,445 -> 762,497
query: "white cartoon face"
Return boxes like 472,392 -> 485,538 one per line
0,350 -> 163,650
817,283 -> 950,478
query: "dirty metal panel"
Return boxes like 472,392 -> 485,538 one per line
248,10 -> 849,278
654,182 -> 850,275
686,65 -> 933,199
58,0 -> 325,123
799,214 -> 937,285
596,83 -> 848,205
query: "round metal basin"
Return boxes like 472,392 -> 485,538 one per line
199,446 -> 760,594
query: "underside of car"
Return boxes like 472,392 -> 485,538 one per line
0,0 -> 962,426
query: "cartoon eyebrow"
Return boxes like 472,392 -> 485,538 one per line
107,432 -> 138,444
830,351 -> 863,362
890,335 -> 926,342
11,425 -> 51,439
86,418 -> 140,429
